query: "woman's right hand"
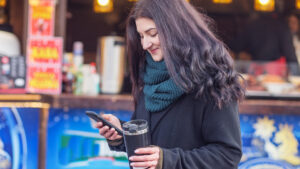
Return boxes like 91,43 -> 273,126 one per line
95,114 -> 123,141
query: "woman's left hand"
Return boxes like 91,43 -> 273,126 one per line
129,146 -> 160,169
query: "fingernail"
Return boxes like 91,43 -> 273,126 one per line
130,163 -> 134,166
135,149 -> 139,153
129,157 -> 133,160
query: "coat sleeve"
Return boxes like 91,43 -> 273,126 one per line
107,119 -> 127,152
161,101 -> 242,169
108,139 -> 126,152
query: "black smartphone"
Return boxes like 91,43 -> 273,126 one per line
85,111 -> 123,135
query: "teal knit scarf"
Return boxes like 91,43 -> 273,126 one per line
143,53 -> 184,112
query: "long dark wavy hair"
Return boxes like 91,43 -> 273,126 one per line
126,0 -> 244,108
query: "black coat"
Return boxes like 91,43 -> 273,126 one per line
111,93 -> 242,169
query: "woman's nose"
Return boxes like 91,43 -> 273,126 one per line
142,39 -> 152,50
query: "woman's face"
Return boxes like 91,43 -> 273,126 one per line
135,17 -> 163,61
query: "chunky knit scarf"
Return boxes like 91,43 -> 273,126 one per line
143,53 -> 184,112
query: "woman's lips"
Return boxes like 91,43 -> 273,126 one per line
150,48 -> 158,54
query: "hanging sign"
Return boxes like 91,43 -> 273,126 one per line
28,0 -> 55,37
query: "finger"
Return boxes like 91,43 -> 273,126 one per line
104,127 -> 115,138
108,131 -> 118,140
112,133 -> 123,140
149,167 -> 155,169
130,161 -> 158,168
129,153 -> 159,162
94,122 -> 103,128
135,147 -> 160,155
108,130 -> 123,140
99,126 -> 110,135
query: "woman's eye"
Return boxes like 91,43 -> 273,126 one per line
150,33 -> 157,37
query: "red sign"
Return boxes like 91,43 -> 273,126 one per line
27,38 -> 62,65
26,37 -> 63,94
26,66 -> 61,94
28,0 -> 55,37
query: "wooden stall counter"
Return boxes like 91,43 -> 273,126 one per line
1,94 -> 299,114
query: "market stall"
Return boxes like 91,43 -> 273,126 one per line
1,0 -> 300,169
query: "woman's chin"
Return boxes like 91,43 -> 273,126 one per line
151,55 -> 163,62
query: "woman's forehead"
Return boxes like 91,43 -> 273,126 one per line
135,17 -> 157,33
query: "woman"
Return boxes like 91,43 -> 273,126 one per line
96,0 -> 244,168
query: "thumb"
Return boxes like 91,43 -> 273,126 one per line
101,114 -> 112,121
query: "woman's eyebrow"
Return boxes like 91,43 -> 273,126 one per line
144,28 -> 156,33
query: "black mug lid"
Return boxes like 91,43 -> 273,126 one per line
122,119 -> 148,135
